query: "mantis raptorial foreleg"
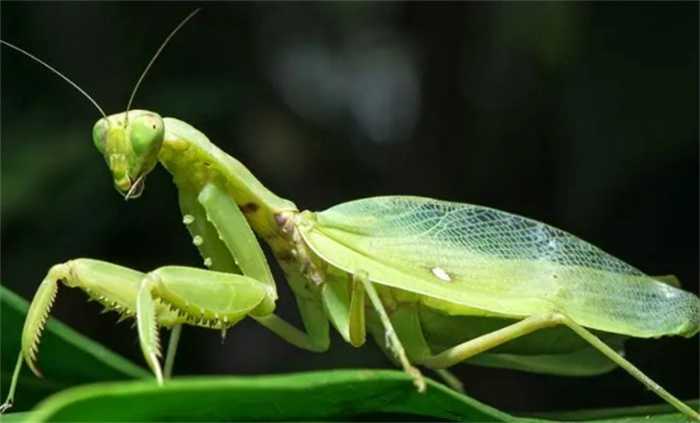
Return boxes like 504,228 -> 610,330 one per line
20,259 -> 182,377
136,266 -> 270,382
179,187 -> 241,275
160,182 -> 270,377
0,258 -> 181,410
1,181 -> 331,411
197,184 -> 274,285
157,186 -> 244,379
156,181 -> 302,378
195,183 -> 329,352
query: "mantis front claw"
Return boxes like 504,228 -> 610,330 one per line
13,259 -> 274,389
13,259 -> 181,380
21,263 -> 67,376
137,274 -> 164,384
134,266 -> 271,383
1,260 -> 143,414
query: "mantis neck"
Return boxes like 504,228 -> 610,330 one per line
158,117 -> 298,239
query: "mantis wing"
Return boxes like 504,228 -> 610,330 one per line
299,196 -> 697,338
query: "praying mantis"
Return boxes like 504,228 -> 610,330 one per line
2,8 -> 699,421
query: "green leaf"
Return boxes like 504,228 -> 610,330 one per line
0,411 -> 33,423
6,371 -> 696,422
23,371 -> 520,422
0,285 -> 149,410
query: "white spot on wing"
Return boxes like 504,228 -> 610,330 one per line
431,267 -> 452,282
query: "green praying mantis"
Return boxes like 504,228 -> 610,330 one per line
1,10 -> 699,420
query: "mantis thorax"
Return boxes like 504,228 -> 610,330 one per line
273,210 -> 326,286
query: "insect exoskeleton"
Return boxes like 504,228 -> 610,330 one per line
275,210 -> 326,286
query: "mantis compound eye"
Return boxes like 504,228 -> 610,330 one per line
130,113 -> 164,156
92,118 -> 109,154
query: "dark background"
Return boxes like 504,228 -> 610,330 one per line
2,2 -> 698,414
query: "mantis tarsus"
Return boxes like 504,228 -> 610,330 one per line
1,9 -> 699,420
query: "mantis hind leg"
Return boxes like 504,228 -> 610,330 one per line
419,312 -> 699,421
558,315 -> 699,421
419,314 -> 559,370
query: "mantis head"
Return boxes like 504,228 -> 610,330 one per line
88,8 -> 199,200
93,110 -> 165,199
2,10 -> 199,201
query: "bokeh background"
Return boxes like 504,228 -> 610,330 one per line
2,2 -> 697,414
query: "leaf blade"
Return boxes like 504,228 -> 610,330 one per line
27,371 -> 518,422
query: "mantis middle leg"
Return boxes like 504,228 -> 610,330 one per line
366,302 -> 463,392
320,271 -> 366,347
319,269 -> 426,390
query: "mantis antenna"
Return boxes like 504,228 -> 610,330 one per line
0,40 -> 107,119
124,8 -> 201,124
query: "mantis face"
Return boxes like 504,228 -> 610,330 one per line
93,110 -> 165,199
